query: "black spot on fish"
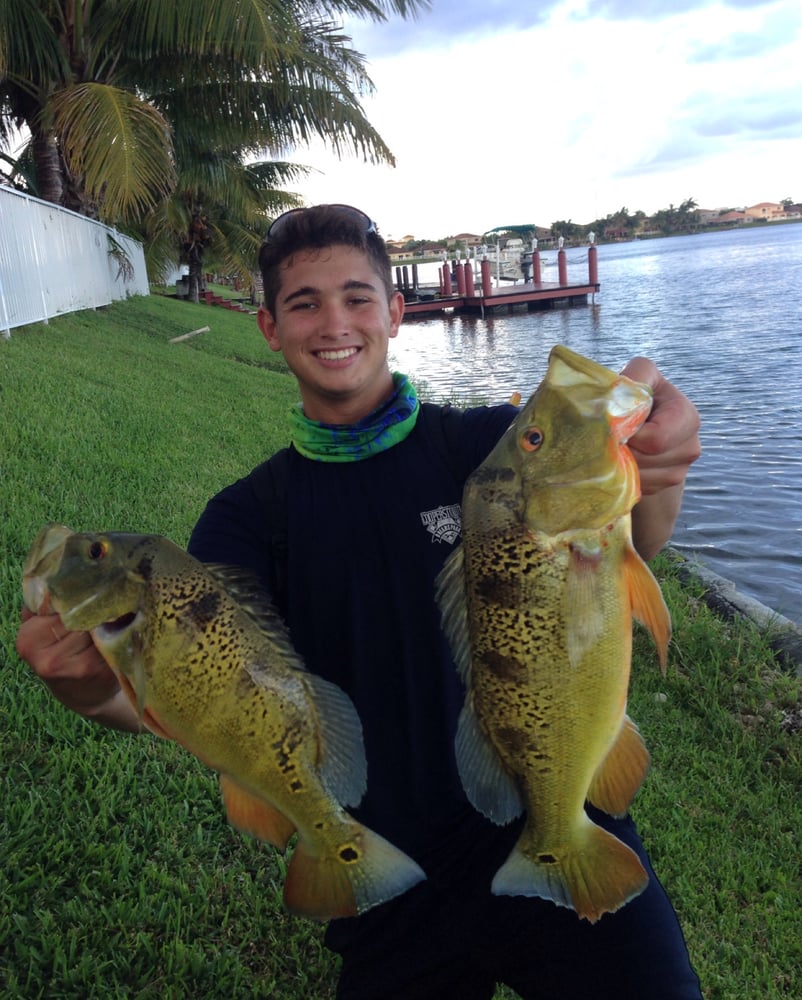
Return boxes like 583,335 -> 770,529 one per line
339,846 -> 360,864
135,554 -> 154,580
495,725 -> 529,756
187,591 -> 222,626
272,726 -> 303,773
537,853 -> 557,865
482,650 -> 527,683
471,466 -> 517,485
475,573 -> 523,610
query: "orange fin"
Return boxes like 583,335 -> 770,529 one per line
587,715 -> 650,816
283,842 -> 359,920
624,542 -> 671,673
219,774 -> 295,850
283,826 -> 426,921
492,817 -> 649,923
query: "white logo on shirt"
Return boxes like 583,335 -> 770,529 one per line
420,504 -> 462,544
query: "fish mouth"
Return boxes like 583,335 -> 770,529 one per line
22,575 -> 52,615
93,610 -> 140,640
540,466 -> 620,489
22,524 -> 75,613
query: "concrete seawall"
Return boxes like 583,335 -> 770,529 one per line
665,547 -> 802,673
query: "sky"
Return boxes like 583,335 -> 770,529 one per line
294,0 -> 802,241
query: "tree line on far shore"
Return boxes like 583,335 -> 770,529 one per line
401,196 -> 800,257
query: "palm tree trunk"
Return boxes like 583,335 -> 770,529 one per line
30,125 -> 64,207
184,210 -> 210,303
187,256 -> 202,303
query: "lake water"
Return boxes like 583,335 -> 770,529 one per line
389,224 -> 802,623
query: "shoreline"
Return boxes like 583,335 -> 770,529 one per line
665,547 -> 802,673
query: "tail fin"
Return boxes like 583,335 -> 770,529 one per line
283,825 -> 426,921
491,818 -> 648,923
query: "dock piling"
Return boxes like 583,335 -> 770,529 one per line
558,246 -> 568,286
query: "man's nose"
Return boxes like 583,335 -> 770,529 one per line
317,300 -> 351,335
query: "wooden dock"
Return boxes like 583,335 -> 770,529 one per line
402,279 -> 598,317
398,245 -> 599,319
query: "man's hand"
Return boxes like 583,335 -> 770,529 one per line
16,608 -> 141,731
622,357 -> 701,496
621,357 -> 701,559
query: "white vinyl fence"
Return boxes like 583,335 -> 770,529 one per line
0,186 -> 149,337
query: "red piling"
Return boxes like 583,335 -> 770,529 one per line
456,262 -> 466,296
465,263 -> 475,295
588,245 -> 598,286
558,248 -> 568,286
532,250 -> 542,286
443,264 -> 453,296
481,259 -> 492,297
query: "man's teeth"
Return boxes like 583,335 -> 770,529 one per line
317,348 -> 358,361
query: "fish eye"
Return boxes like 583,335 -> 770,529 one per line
521,427 -> 544,452
88,540 -> 107,561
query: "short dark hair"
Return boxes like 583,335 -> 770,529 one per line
258,204 -> 394,315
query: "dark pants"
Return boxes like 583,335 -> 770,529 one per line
327,809 -> 702,1000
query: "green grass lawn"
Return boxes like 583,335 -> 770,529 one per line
2,294 -> 801,998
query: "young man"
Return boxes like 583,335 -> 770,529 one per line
18,204 -> 703,998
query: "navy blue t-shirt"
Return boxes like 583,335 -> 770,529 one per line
188,403 -> 517,857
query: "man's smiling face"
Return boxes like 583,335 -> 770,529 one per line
258,244 -> 404,424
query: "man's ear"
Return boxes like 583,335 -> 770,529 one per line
388,290 -> 405,339
257,306 -> 281,352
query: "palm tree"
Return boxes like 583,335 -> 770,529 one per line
1,0 -> 427,292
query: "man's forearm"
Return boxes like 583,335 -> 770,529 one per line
631,482 -> 685,561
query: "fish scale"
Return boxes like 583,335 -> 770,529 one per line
438,344 -> 671,923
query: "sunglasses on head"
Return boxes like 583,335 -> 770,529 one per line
264,204 -> 377,243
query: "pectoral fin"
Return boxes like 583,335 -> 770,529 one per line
624,542 -> 671,673
565,544 -> 606,668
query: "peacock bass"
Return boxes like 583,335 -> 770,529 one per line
436,344 -> 671,923
23,525 -> 425,920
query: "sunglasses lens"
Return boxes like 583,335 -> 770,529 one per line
265,208 -> 304,241
265,204 -> 376,242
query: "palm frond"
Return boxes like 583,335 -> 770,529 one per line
50,82 -> 176,221
0,0 -> 70,89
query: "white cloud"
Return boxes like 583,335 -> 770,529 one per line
287,0 -> 802,238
